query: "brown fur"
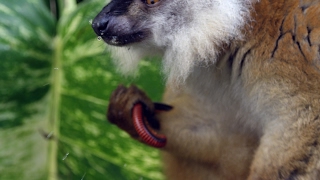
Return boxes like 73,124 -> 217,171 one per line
105,0 -> 320,179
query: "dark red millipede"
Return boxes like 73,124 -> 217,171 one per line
132,103 -> 167,148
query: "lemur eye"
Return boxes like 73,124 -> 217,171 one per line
146,0 -> 160,5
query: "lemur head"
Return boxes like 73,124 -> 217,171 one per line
92,0 -> 253,83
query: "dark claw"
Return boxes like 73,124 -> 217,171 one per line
154,102 -> 173,111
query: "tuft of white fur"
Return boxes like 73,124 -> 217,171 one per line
108,42 -> 164,75
108,0 -> 254,84
108,46 -> 143,76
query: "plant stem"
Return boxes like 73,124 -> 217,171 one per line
48,36 -> 63,180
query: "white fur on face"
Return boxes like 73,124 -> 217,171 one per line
108,0 -> 254,84
108,46 -> 144,76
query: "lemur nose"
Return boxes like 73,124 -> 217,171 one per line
92,15 -> 109,37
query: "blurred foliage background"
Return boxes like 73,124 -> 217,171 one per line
0,0 -> 165,179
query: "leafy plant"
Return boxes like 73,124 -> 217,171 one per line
0,0 -> 164,179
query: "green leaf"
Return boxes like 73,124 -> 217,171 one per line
0,0 -> 165,179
